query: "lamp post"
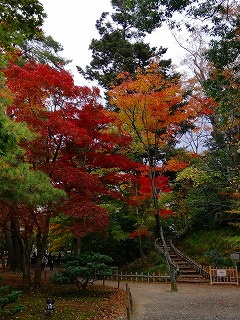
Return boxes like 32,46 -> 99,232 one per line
45,298 -> 56,317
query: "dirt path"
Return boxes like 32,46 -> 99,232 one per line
102,281 -> 240,320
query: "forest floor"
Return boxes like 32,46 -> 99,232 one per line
100,280 -> 240,320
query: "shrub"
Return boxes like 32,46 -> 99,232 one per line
51,252 -> 117,290
0,276 -> 23,318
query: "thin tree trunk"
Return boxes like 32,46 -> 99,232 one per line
76,237 -> 81,254
10,216 -> 23,272
10,215 -> 34,289
34,212 -> 51,290
150,167 -> 178,292
138,235 -> 144,259
22,235 -> 33,290
136,207 -> 145,259
154,211 -> 178,292
2,204 -> 12,268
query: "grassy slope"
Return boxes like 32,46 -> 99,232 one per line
175,227 -> 240,265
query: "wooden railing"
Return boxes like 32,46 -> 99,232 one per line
107,271 -> 170,282
209,266 -> 238,285
170,240 -> 210,279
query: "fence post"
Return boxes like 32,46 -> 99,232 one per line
235,266 -> 239,286
209,266 -> 212,284
126,307 -> 130,320
129,290 -> 133,314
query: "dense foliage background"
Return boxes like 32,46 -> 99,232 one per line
0,0 -> 239,291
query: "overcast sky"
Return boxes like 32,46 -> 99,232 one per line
40,0 -> 185,86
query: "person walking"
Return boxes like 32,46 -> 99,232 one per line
41,255 -> 48,271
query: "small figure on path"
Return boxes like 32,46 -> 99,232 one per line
41,255 -> 48,271
31,252 -> 37,268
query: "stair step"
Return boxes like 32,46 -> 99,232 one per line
176,264 -> 194,268
179,270 -> 201,274
156,240 -> 209,283
178,278 -> 210,283
179,274 -> 203,278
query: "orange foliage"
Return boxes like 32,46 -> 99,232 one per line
163,159 -> 189,172
109,62 -> 198,146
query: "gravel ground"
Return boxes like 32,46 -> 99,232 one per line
101,281 -> 240,320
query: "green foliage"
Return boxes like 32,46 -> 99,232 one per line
52,252 -> 117,289
179,228 -> 240,265
175,157 -> 239,232
122,251 -> 168,273
78,0 -> 169,91
0,0 -> 46,48
125,0 -> 233,32
204,249 -> 231,268
21,34 -> 71,68
0,277 -> 23,318
0,107 -> 65,206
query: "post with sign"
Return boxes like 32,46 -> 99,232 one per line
230,253 -> 239,266
209,253 -> 239,285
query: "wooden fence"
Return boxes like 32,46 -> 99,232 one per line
108,271 -> 170,283
209,267 -> 238,285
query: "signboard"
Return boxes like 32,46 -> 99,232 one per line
217,269 -> 227,277
230,253 -> 239,262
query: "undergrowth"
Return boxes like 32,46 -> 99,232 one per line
0,270 -> 128,320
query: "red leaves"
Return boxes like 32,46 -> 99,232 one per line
139,175 -> 171,196
67,200 -> 109,237
130,225 -> 151,239
128,173 -> 172,208
159,208 -> 174,218
4,57 -> 142,237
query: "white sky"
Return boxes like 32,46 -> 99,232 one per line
40,0 -> 186,86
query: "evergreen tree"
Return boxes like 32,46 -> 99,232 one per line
78,0 -> 169,92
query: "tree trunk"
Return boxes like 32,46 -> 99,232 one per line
135,206 -> 145,259
10,216 -> 23,272
10,215 -> 34,289
150,167 -> 178,292
2,204 -> 12,268
154,211 -> 178,292
138,235 -> 145,259
34,213 -> 51,290
22,235 -> 33,290
76,237 -> 81,254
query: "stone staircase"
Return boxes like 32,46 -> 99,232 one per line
155,240 -> 210,283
